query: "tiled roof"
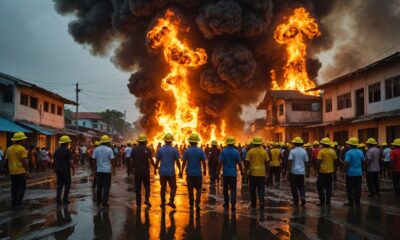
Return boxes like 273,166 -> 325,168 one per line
71,112 -> 101,120
257,90 -> 320,109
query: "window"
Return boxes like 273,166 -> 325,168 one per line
93,124 -> 98,129
292,103 -> 311,111
44,101 -> 49,112
3,86 -> 12,103
385,76 -> 400,99
358,128 -> 378,143
83,122 -> 86,127
51,103 -> 56,114
57,106 -> 63,116
20,94 -> 29,106
311,102 -> 320,112
325,98 -> 332,112
368,82 -> 381,103
278,104 -> 283,116
30,97 -> 38,109
337,93 -> 351,110
387,125 -> 400,144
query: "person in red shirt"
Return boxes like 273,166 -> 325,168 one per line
390,138 -> 400,197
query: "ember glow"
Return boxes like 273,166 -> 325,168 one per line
147,10 -> 225,144
271,7 -> 321,96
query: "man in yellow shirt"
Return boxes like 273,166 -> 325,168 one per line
5,132 -> 29,210
316,137 -> 337,207
267,142 -> 281,187
246,136 -> 270,209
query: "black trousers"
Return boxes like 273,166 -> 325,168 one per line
366,172 -> 380,196
208,163 -> 218,184
317,173 -> 333,204
392,172 -> 400,196
223,176 -> 237,206
135,173 -> 150,205
187,176 -> 202,206
249,176 -> 265,207
290,174 -> 305,204
10,174 -> 26,207
160,176 -> 177,204
267,166 -> 281,186
56,170 -> 71,202
346,176 -> 362,204
96,172 -> 111,205
126,158 -> 131,176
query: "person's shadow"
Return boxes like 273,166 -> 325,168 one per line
160,209 -> 176,240
183,210 -> 201,239
221,213 -> 237,239
93,208 -> 112,240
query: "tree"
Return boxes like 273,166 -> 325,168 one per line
98,109 -> 130,134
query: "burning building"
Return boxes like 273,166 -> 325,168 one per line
52,0 -> 399,144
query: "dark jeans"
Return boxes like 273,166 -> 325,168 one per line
249,176 -> 265,207
160,176 -> 177,204
126,158 -> 131,176
366,172 -> 380,196
392,172 -> 400,196
290,174 -> 305,204
223,176 -> 237,206
267,166 -> 281,186
96,172 -> 111,205
187,176 -> 202,207
346,176 -> 362,204
317,173 -> 332,204
135,173 -> 150,205
10,174 -> 26,207
383,162 -> 391,178
56,170 -> 71,202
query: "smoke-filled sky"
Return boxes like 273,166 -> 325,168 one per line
1,0 -> 399,129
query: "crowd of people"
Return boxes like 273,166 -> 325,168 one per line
1,131 -> 400,212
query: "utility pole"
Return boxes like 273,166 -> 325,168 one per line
123,109 -> 126,139
75,82 -> 80,133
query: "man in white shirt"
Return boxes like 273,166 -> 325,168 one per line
288,137 -> 309,206
382,143 -> 392,178
124,143 -> 133,176
80,145 -> 88,165
92,135 -> 115,207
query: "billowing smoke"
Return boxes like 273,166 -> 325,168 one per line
53,0 -> 397,135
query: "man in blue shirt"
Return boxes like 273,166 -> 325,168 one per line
343,137 -> 365,206
92,135 -> 115,207
217,136 -> 244,211
155,133 -> 182,209
182,134 -> 207,211
288,137 -> 309,206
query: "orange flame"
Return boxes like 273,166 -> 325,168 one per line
271,7 -> 320,96
147,10 -> 226,145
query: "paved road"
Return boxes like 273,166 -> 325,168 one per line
0,167 -> 399,239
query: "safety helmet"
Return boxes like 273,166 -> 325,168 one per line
392,138 -> 400,147
346,137 -> 359,146
320,137 -> 331,146
188,133 -> 200,143
292,137 -> 304,144
137,134 -> 148,142
225,136 -> 236,145
211,140 -> 218,146
163,133 -> 174,142
313,141 -> 320,146
366,138 -> 378,145
95,141 -> 100,146
100,135 -> 111,143
59,135 -> 72,144
11,132 -> 28,141
251,136 -> 263,145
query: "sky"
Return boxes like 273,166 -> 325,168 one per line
0,0 -> 138,123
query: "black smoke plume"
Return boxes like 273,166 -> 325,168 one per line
56,0 -> 391,135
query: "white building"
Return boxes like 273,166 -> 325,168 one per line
258,90 -> 322,142
70,112 -> 111,132
307,52 -> 400,145
0,72 -> 75,151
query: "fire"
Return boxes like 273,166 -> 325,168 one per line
271,7 -> 320,96
147,10 -> 225,145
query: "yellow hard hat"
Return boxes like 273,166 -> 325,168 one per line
346,137 -> 359,146
211,140 -> 218,146
334,141 -> 338,146
137,134 -> 148,142
251,136 -> 263,145
100,135 -> 111,143
304,143 -> 312,147
391,138 -> 400,147
11,132 -> 28,141
95,141 -> 100,146
313,141 -> 320,146
382,142 -> 388,147
320,137 -> 331,146
163,133 -> 174,142
59,135 -> 72,144
188,133 -> 200,143
225,136 -> 236,145
292,137 -> 304,144
358,143 -> 366,148
366,138 -> 378,145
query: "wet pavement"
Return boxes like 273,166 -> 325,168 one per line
0,167 -> 399,240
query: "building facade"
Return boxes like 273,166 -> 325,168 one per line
0,72 -> 75,151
